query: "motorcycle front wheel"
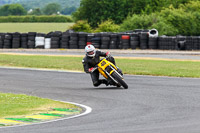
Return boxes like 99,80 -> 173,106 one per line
112,72 -> 128,89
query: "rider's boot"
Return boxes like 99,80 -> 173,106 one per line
101,79 -> 109,86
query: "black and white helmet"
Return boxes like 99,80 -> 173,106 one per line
85,45 -> 96,57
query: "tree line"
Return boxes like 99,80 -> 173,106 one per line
72,0 -> 199,36
73,0 -> 191,27
0,3 -> 77,16
0,0 -> 80,10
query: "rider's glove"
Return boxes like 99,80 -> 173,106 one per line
88,67 -> 94,73
106,52 -> 111,58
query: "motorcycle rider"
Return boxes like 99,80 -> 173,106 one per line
82,44 -> 122,87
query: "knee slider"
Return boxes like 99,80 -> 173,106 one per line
93,81 -> 99,87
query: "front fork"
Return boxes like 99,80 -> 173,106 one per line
110,66 -> 123,79
103,65 -> 123,85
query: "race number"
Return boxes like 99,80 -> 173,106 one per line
101,61 -> 106,66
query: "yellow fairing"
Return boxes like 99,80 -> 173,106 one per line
98,58 -> 117,79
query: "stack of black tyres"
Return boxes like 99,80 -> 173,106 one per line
160,36 -> 176,50
176,35 -> 186,50
165,37 -> 170,50
0,33 -> 5,48
185,36 -> 193,50
134,29 -> 143,33
192,36 -> 200,50
117,33 -> 124,49
69,32 -> 78,49
168,37 -> 177,50
37,33 -> 46,37
12,32 -> 21,48
21,33 -> 28,48
121,34 -> 130,49
158,36 -> 165,50
61,32 -> 69,49
51,31 -> 62,49
140,32 -> 148,49
91,33 -> 101,49
164,37 -> 170,50
46,32 -> 52,38
148,37 -> 158,49
109,34 -> 118,49
4,33 -> 12,49
101,33 -> 110,49
87,33 -> 94,43
130,33 -> 139,49
197,36 -> 200,50
78,32 -> 87,49
28,32 -> 36,48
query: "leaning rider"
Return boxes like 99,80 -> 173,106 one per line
82,44 -> 121,87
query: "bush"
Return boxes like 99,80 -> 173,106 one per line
95,20 -> 120,32
160,6 -> 200,36
150,21 -> 178,36
70,20 -> 92,32
181,0 -> 200,12
120,13 -> 160,32
0,15 -> 73,23
120,3 -> 200,36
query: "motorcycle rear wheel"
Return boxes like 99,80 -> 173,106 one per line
112,72 -> 128,89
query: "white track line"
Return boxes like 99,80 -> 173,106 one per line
0,101 -> 92,129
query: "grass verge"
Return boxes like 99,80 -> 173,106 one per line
0,23 -> 74,33
0,54 -> 199,78
0,92 -> 80,118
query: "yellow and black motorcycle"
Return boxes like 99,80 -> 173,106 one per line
93,58 -> 128,89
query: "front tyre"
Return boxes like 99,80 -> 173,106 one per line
112,72 -> 128,89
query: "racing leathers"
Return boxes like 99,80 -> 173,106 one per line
82,50 -> 116,87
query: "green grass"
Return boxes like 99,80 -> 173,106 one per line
0,54 -> 200,78
0,23 -> 74,33
0,92 -> 80,118
0,54 -> 82,71
117,59 -> 200,78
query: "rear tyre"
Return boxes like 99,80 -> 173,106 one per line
112,72 -> 128,89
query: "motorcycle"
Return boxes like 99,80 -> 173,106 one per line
92,57 -> 128,89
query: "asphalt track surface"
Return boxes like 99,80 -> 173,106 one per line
0,67 -> 200,133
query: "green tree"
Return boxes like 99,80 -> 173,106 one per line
126,0 -> 152,14
0,4 -> 27,16
0,4 -> 10,16
29,8 -> 42,15
61,6 -> 77,15
43,3 -> 61,15
73,0 -> 129,27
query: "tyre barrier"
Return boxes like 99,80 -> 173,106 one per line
0,30 -> 199,50
140,32 -> 148,49
110,33 -> 118,49
28,32 -> 36,49
101,32 -> 110,49
21,33 -> 28,48
149,29 -> 158,37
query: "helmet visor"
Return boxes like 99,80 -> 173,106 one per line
87,51 -> 94,55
